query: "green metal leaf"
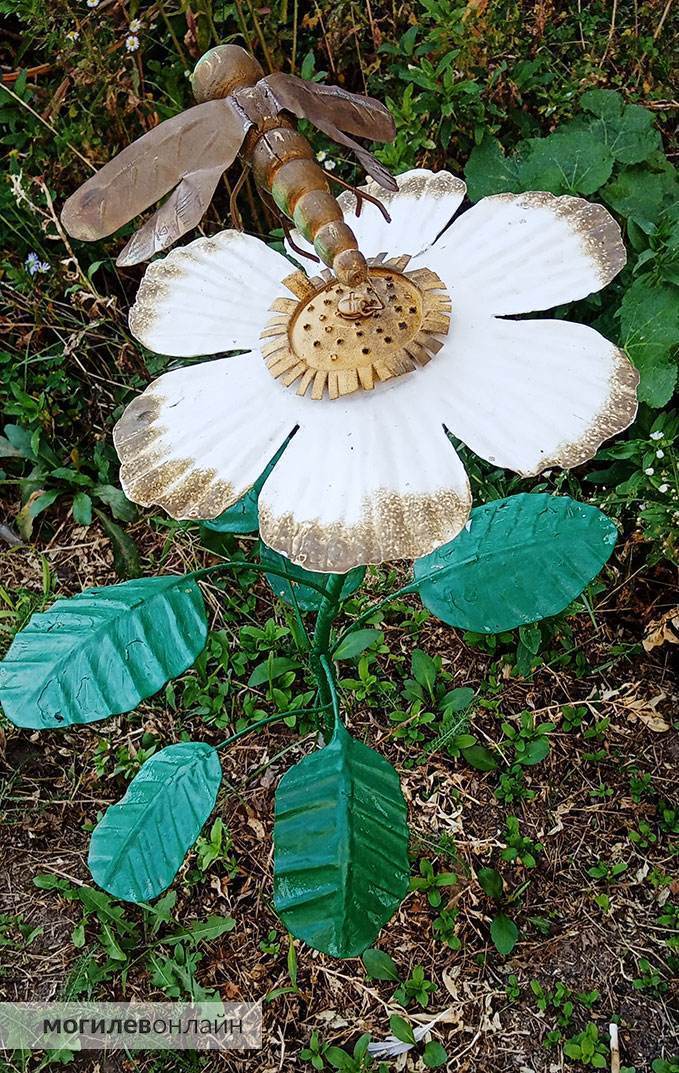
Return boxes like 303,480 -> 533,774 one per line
202,443 -> 288,534
0,576 -> 207,729
88,742 -> 221,903
273,722 -> 409,957
260,544 -> 365,612
202,485 -> 260,534
413,495 -> 617,634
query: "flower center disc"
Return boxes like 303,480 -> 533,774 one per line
260,254 -> 451,400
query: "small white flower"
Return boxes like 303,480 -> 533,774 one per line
315,150 -> 327,163
650,430 -> 663,441
86,0 -> 99,8
658,483 -> 669,493
644,467 -> 654,476
323,159 -> 337,172
128,17 -> 142,32
115,171 -> 640,572
125,33 -> 140,52
25,252 -> 50,276
656,448 -> 664,458
66,29 -> 80,42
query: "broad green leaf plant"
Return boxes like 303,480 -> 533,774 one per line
0,481 -> 619,956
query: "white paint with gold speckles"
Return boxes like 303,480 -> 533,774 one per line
117,169 -> 639,572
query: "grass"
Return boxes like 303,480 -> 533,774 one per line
1,0 -> 677,1070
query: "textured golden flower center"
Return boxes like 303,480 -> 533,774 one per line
260,254 -> 451,400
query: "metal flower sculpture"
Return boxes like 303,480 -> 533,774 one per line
113,171 -> 637,572
0,45 -> 639,959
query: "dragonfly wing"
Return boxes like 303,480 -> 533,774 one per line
116,165 -> 225,266
61,98 -> 248,241
309,118 -> 398,192
261,73 -> 395,142
260,74 -> 397,191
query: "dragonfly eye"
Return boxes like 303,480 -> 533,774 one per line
191,44 -> 264,103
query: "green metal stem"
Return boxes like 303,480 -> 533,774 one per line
319,654 -> 340,728
310,573 -> 347,737
191,559 -> 330,597
215,705 -> 331,751
331,578 -> 420,655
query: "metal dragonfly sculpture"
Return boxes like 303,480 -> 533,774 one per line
61,44 -> 397,297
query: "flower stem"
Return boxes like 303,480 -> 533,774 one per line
191,559 -> 330,597
331,578 -> 421,654
215,705 -> 331,751
310,573 -> 346,738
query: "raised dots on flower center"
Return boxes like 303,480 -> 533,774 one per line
260,254 -> 451,400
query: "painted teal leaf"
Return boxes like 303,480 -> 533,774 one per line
260,544 -> 365,612
88,742 -> 221,903
274,722 -> 409,957
202,486 -> 260,534
0,576 -> 207,729
413,495 -> 618,634
619,279 -> 679,407
202,443 -> 288,534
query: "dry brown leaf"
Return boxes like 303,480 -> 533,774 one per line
625,692 -> 671,732
643,607 -> 679,652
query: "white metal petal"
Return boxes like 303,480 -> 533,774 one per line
258,387 -> 472,572
114,352 -> 302,519
128,230 -> 292,357
424,192 -> 626,317
285,169 -> 466,265
431,315 -> 639,475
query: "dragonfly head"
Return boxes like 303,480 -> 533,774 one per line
191,44 -> 264,103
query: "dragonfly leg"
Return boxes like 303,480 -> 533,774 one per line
282,218 -> 321,264
228,167 -> 249,230
256,185 -> 320,264
328,172 -> 392,224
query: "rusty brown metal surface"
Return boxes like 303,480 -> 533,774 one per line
61,98 -> 247,243
260,255 -> 452,400
60,44 -> 397,279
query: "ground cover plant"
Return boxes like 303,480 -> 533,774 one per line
1,1 -> 677,1071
